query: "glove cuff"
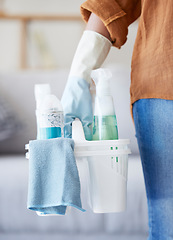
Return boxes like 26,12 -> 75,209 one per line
69,30 -> 112,83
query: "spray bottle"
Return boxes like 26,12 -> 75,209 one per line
91,68 -> 118,141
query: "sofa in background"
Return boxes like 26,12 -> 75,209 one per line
0,66 -> 148,240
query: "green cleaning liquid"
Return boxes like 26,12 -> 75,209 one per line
93,115 -> 118,141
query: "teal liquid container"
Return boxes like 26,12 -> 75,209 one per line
35,94 -> 64,140
93,115 -> 118,140
91,68 -> 118,141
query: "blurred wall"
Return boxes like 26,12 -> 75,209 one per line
0,0 -> 138,71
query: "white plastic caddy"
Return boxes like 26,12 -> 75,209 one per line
72,120 -> 131,213
26,120 -> 131,214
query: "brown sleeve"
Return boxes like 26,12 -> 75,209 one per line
80,0 -> 141,48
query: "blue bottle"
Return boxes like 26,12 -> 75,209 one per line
37,94 -> 64,140
35,84 -> 64,140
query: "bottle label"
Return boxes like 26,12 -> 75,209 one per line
38,111 -> 64,128
36,111 -> 64,139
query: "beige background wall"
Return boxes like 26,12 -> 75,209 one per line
0,0 -> 138,71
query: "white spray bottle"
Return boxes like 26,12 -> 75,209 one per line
91,68 -> 118,140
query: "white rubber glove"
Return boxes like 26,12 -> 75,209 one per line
61,30 -> 112,140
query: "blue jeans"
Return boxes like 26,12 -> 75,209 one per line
133,99 -> 173,240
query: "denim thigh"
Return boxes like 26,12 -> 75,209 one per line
133,98 -> 173,240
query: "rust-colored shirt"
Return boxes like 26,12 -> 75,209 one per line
80,0 -> 173,114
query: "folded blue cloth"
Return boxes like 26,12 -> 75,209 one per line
27,138 -> 85,215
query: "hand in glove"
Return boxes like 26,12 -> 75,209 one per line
61,30 -> 111,140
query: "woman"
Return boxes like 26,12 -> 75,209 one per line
62,1 -> 173,239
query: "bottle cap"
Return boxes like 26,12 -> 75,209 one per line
34,84 -> 51,109
39,94 -> 63,112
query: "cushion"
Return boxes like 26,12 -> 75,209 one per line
0,96 -> 22,141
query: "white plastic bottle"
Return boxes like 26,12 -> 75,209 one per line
91,68 -> 118,140
34,84 -> 64,140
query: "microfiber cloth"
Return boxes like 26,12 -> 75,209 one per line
27,138 -> 85,215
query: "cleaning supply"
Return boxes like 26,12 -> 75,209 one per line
27,138 -> 85,215
34,84 -> 64,140
91,68 -> 118,140
38,94 -> 64,139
